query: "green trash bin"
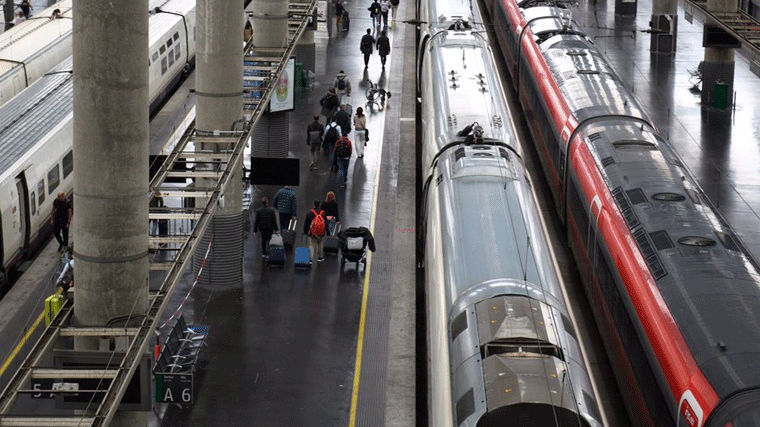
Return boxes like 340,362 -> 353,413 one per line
713,80 -> 728,110
295,62 -> 303,88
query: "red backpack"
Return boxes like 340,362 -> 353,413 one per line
310,209 -> 325,237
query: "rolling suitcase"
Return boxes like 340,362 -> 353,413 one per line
324,222 -> 340,255
294,237 -> 311,269
268,234 -> 286,266
343,11 -> 350,31
282,219 -> 297,247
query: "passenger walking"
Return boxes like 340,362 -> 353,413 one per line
320,191 -> 340,233
244,20 -> 253,42
332,135 -> 353,188
377,30 -> 391,69
353,107 -> 367,158
335,0 -> 345,32
360,29 -> 375,69
323,118 -> 342,156
320,87 -> 341,121
20,0 -> 32,18
334,104 -> 351,137
303,201 -> 326,263
333,70 -> 352,104
51,192 -> 72,252
253,197 -> 279,258
379,0 -> 391,29
307,115 -> 324,169
273,185 -> 297,231
368,1 -> 381,28
390,0 -> 399,26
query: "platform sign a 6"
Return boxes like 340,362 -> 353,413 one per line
155,373 -> 193,405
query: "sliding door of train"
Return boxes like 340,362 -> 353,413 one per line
14,175 -> 30,255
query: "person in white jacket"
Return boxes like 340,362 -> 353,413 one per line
379,0 -> 391,29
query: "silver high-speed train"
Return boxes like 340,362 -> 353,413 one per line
0,0 -> 196,286
418,0 -> 604,426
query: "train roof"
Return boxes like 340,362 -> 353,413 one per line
0,0 -> 73,76
149,0 -> 194,44
0,58 -> 73,181
586,121 -> 760,397
433,145 -> 566,309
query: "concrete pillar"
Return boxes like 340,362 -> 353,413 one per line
193,0 -> 244,288
295,26 -> 316,76
251,0 -> 290,158
650,0 -> 678,53
72,0 -> 148,425
702,0 -> 737,108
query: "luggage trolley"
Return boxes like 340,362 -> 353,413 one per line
338,226 -> 376,270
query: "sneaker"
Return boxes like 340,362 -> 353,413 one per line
340,184 -> 346,188
262,254 -> 268,259
317,257 -> 325,262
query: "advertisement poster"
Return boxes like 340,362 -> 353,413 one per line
269,57 -> 295,113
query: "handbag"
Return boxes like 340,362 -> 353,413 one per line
365,128 -> 369,141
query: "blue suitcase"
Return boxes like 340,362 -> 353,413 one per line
294,246 -> 311,269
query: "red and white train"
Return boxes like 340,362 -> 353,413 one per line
482,0 -> 760,425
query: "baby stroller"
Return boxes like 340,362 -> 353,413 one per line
338,226 -> 376,270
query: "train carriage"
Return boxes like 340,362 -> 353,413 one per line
482,0 -> 760,424
418,1 -> 604,426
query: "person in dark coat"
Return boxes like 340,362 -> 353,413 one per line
51,192 -> 72,252
320,87 -> 341,121
273,186 -> 297,231
360,29 -> 375,68
320,191 -> 340,234
333,104 -> 351,136
253,197 -> 279,257
307,115 -> 324,169
377,30 -> 391,69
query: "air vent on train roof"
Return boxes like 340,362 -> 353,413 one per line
588,132 -> 602,141
499,148 -> 510,161
577,69 -> 601,75
454,147 -> 466,162
613,140 -> 657,150
566,50 -> 588,56
612,187 -> 640,230
678,236 -> 717,247
652,192 -> 686,202
602,156 -> 615,167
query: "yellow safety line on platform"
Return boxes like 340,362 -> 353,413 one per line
348,30 -> 394,427
0,288 -> 62,378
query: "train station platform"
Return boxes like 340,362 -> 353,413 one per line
0,0 -> 759,425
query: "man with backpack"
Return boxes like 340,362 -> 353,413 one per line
334,104 -> 351,137
303,201 -> 326,263
323,118 -> 342,156
333,135 -> 353,188
306,115 -> 324,169
360,29 -> 375,69
333,70 -> 352,104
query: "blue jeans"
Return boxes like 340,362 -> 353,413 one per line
337,157 -> 350,185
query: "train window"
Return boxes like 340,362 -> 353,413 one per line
151,52 -> 159,63
159,45 -> 166,55
168,52 -> 174,68
38,180 -> 45,205
613,140 -> 657,150
30,192 -> 36,215
161,57 -> 167,75
62,151 -> 73,179
173,32 -> 179,41
678,236 -> 717,247
48,165 -> 60,194
651,192 -> 685,201
166,38 -> 173,48
174,45 -> 181,61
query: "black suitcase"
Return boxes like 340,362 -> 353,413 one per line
282,219 -> 297,247
268,245 -> 285,266
343,11 -> 350,31
324,222 -> 341,254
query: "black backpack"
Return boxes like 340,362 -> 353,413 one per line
337,77 -> 346,91
325,125 -> 339,145
335,138 -> 350,158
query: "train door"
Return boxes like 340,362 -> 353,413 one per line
586,195 -> 602,275
14,175 -> 30,256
